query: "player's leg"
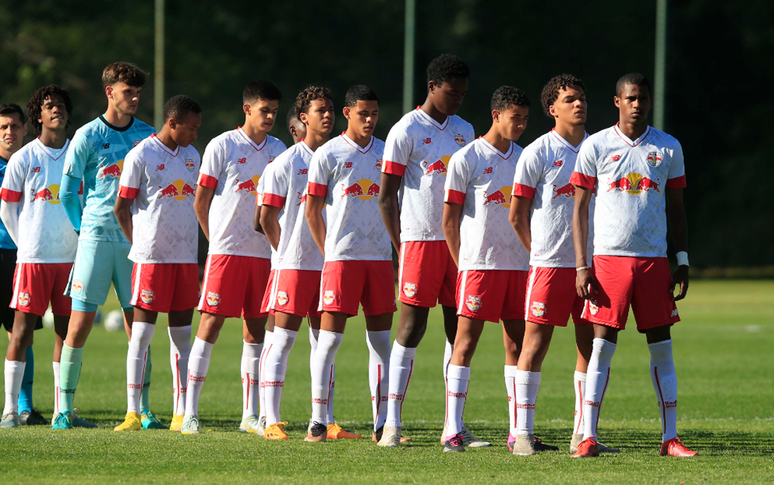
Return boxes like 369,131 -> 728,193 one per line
2,311 -> 36,428
307,310 -> 347,442
503,320 -> 522,449
257,269 -> 276,433
183,312 -> 225,433
260,311 -> 300,439
512,321 -> 552,455
571,320 -> 593,449
365,312 -> 392,436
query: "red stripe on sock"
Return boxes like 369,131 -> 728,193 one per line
575,379 -> 584,434
175,353 -> 180,414
245,372 -> 250,410
594,368 -> 610,435
654,366 -> 666,436
512,379 -> 518,432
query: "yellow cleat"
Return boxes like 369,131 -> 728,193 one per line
113,412 -> 142,432
169,413 -> 184,432
327,422 -> 363,440
264,422 -> 290,440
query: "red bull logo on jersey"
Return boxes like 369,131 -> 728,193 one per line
402,282 -> 417,298
296,192 -> 307,206
140,290 -> 154,304
375,160 -> 382,170
18,292 -> 30,307
72,281 -> 84,294
157,180 -> 197,200
341,179 -> 380,200
206,292 -> 220,306
646,151 -> 663,167
423,155 -> 451,176
31,184 -> 61,204
323,290 -> 335,306
607,172 -> 660,195
483,186 -> 512,208
466,296 -> 481,312
531,301 -> 546,317
454,134 -> 466,146
234,175 -> 261,196
185,159 -> 195,172
97,160 -> 124,179
588,300 -> 599,315
552,183 -> 576,199
276,291 -> 289,306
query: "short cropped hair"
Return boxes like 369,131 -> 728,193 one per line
295,86 -> 333,120
243,81 -> 282,105
0,103 -> 25,124
616,72 -> 651,97
491,86 -> 530,112
102,62 -> 148,88
286,106 -> 300,131
427,54 -> 470,86
344,85 -> 379,107
27,85 -> 72,132
163,95 -> 201,122
541,74 -> 585,118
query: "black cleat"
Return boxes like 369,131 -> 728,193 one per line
19,409 -> 48,426
442,433 -> 465,452
533,435 -> 559,452
305,421 -> 327,442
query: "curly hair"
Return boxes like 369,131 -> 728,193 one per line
491,86 -> 529,112
540,74 -> 585,118
102,62 -> 148,88
26,85 -> 72,133
295,85 -> 333,120
615,72 -> 650,97
163,95 -> 201,122
427,54 -> 469,86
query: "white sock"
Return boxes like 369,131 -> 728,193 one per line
168,326 -> 192,416
504,365 -> 518,437
184,337 -> 213,419
445,364 -> 469,438
573,371 -> 586,436
583,338 -> 616,440
309,326 -> 335,423
3,359 -> 25,416
385,342 -> 416,428
443,339 -> 453,427
366,330 -> 391,431
649,339 -> 678,442
52,361 -> 61,416
310,330 -> 342,425
259,330 -> 273,420
515,370 -> 541,435
241,341 -> 262,419
264,327 -> 298,425
127,322 -> 155,414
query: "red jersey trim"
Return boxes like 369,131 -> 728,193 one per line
570,172 -> 596,189
262,193 -> 286,208
118,185 -> 139,199
34,138 -> 70,161
382,160 -> 406,177
549,129 -> 586,153
444,189 -> 465,204
614,123 -> 651,147
665,175 -> 687,189
415,106 -> 449,131
341,132 -> 374,154
478,137 -> 513,160
512,183 -> 536,199
237,126 -> 267,151
151,134 -> 179,157
198,173 -> 219,189
0,188 -> 22,202
308,182 -> 328,197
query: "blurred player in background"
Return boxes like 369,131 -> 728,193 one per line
113,95 -> 201,432
286,105 -> 306,144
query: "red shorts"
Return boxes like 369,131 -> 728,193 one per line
260,269 -> 276,315
398,240 -> 457,308
198,254 -> 271,319
524,266 -> 592,327
11,263 -> 72,316
265,269 -> 322,318
582,256 -> 680,332
319,260 -> 397,316
131,263 -> 199,313
456,269 -> 528,323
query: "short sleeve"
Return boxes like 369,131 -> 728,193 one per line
261,159 -> 289,208
256,173 -> 266,206
382,126 -> 411,176
63,128 -> 92,179
270,139 -> 288,159
0,152 -> 26,202
512,146 -> 542,199
665,141 -> 686,189
307,147 -> 333,197
444,150 -> 469,205
198,138 -> 223,189
570,140 -> 598,189
117,147 -> 143,199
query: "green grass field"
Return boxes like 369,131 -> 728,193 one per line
1,280 -> 773,484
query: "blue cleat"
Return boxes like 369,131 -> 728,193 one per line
51,412 -> 73,430
142,411 -> 168,429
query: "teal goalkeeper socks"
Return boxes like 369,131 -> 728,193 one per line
17,346 -> 34,413
140,346 -> 152,414
59,345 -> 84,414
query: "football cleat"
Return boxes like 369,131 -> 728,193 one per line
510,433 -> 537,455
304,421 -> 327,442
20,408 -> 47,426
533,435 -> 559,452
72,409 -> 98,428
571,433 -> 620,454
239,415 -> 264,435
373,425 -> 412,443
460,427 -> 492,447
114,412 -> 142,432
571,438 -> 600,458
51,412 -> 73,430
264,422 -> 290,440
327,422 -> 362,440
442,433 -> 465,452
181,415 -> 202,435
141,411 -> 168,429
169,413 -> 184,432
660,437 -> 698,457
0,412 -> 19,428
377,425 -> 402,447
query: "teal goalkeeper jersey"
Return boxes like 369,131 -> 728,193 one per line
64,116 -> 155,241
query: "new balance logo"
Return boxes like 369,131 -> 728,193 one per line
422,138 -> 432,144
61,388 -> 76,394
483,167 -> 493,174
584,400 -> 601,407
102,143 -> 110,149
447,391 -> 468,398
516,403 -> 536,410
664,400 -> 678,408
297,168 -> 308,175
344,162 -> 352,168
388,393 -> 405,401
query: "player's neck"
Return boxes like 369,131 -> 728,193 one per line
304,130 -> 329,152
39,128 -> 67,149
103,106 -> 133,128
554,122 -> 585,148
345,127 -> 371,149
618,120 -> 648,141
240,123 -> 267,146
483,126 -> 512,154
0,147 -> 13,161
420,98 -> 448,125
156,129 -> 179,151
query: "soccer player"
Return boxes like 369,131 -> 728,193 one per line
113,95 -> 201,432
183,81 -> 286,435
54,62 -> 159,430
570,73 -> 696,458
0,86 -> 78,428
379,54 -> 487,446
286,106 -> 306,144
510,74 -> 616,455
305,85 -> 395,442
438,86 -> 530,452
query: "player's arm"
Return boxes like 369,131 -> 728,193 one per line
572,185 -> 596,299
253,203 -> 264,234
442,201 -> 463,267
193,185 -> 215,241
259,205 -> 281,250
378,172 -> 402,253
667,187 -> 689,300
59,174 -> 83,233
0,201 -> 20,244
113,195 -> 133,244
0,155 -> 25,244
509,196 -> 532,253
114,152 -> 142,245
305,194 -> 326,257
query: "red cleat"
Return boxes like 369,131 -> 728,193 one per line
571,438 -> 600,458
660,437 -> 698,457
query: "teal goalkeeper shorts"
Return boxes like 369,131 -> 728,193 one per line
65,239 -> 134,308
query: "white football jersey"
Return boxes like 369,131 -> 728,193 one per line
118,135 -> 200,264
444,138 -> 529,271
260,141 -> 323,271
0,138 -> 77,263
255,172 -> 278,267
382,108 -> 474,242
308,133 -> 391,262
513,130 -> 594,268
198,128 -> 286,258
571,124 -> 686,257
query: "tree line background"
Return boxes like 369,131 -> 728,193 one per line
1,0 -> 770,272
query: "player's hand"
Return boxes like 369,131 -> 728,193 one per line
671,265 -> 689,301
576,268 -> 598,299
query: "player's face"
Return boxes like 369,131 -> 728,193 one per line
39,95 -> 69,131
170,111 -> 201,147
246,98 -> 279,133
301,98 -> 335,135
0,113 -> 27,154
289,119 -> 306,144
495,105 -> 529,142
107,82 -> 141,116
429,77 -> 468,116
344,100 -> 379,138
550,85 -> 587,126
615,83 -> 651,126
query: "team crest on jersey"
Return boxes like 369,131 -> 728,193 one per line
341,179 -> 380,200
453,134 -> 466,146
18,293 -> 30,307
466,296 -> 482,312
402,283 -> 417,298
375,159 -> 382,170
588,301 -> 599,315
483,186 -> 512,208
277,291 -> 289,306
531,301 -> 546,317
72,280 -> 84,294
206,292 -> 220,306
323,291 -> 335,306
646,152 -> 663,167
185,159 -> 195,172
140,290 -> 154,304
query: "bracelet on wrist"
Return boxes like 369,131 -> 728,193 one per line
576,266 -> 589,272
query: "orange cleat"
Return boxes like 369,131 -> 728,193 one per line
264,422 -> 290,440
327,422 -> 363,440
660,437 -> 698,457
571,438 -> 600,458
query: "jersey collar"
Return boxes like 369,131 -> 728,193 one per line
298,139 -> 315,157
549,129 -> 587,153
150,133 -> 179,157
237,126 -> 267,151
99,115 -> 135,132
34,137 -> 70,160
341,132 -> 374,154
415,106 -> 449,131
614,123 -> 651,147
478,136 -> 513,160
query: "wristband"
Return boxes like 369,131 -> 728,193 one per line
576,266 -> 589,272
676,251 -> 689,267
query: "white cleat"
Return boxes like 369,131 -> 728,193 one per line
461,427 -> 492,447
511,433 -> 537,456
239,415 -> 265,436
377,425 -> 402,447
